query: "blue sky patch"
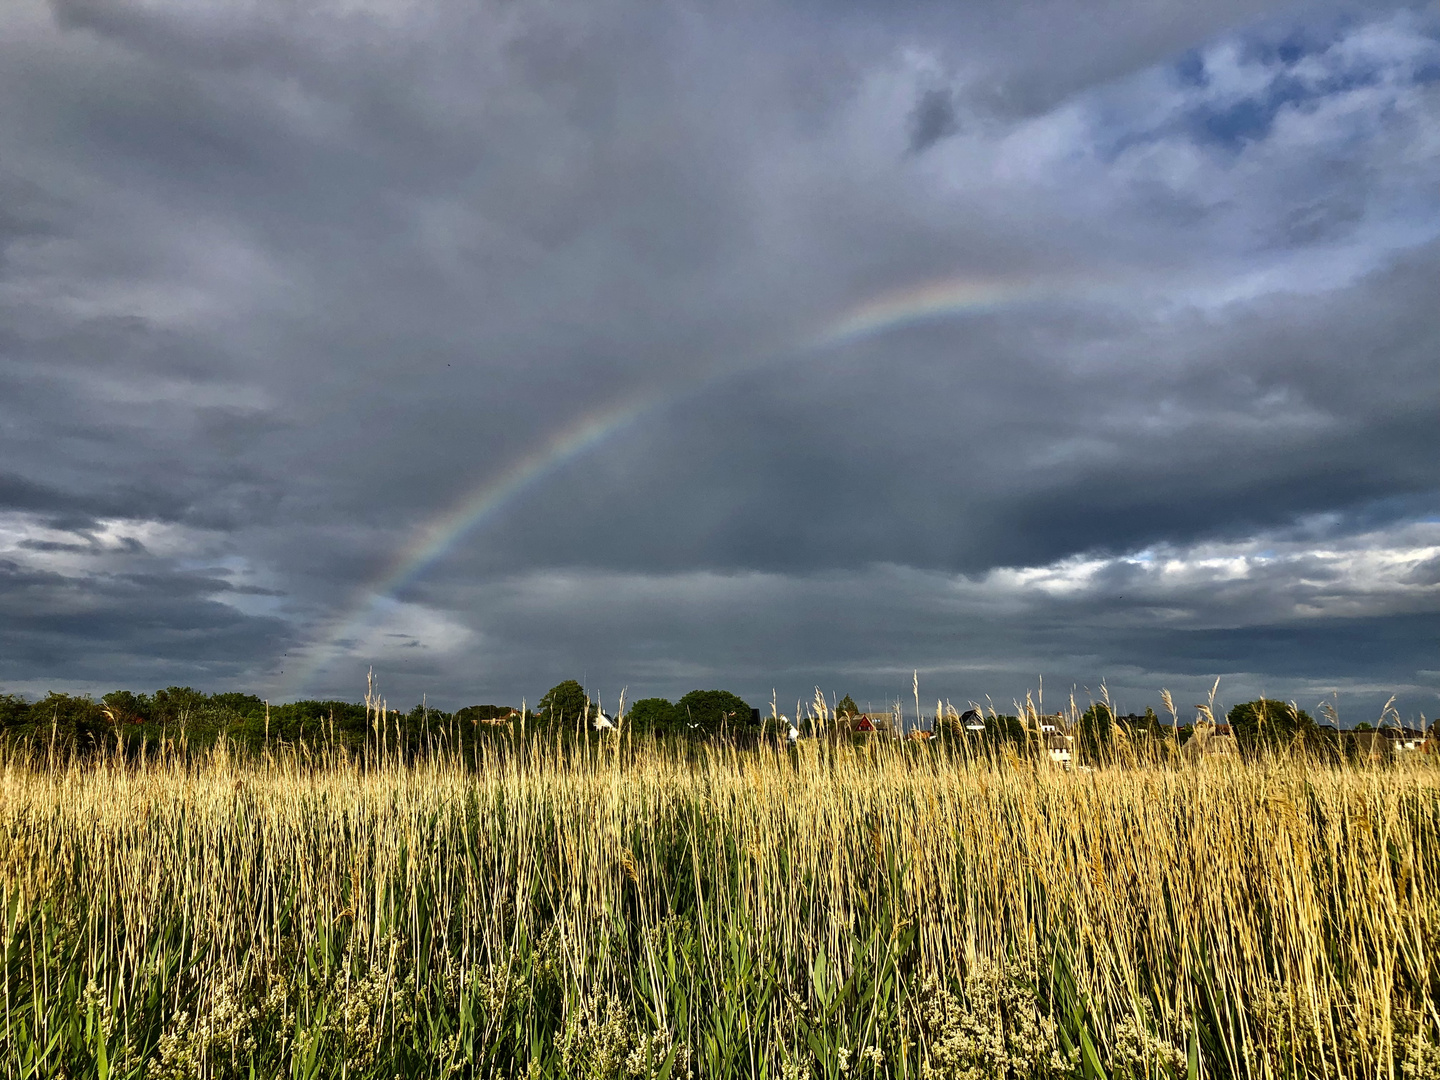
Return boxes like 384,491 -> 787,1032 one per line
1174,49 -> 1208,88
1125,18 -> 1440,156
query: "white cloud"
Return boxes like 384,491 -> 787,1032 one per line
0,512 -> 216,570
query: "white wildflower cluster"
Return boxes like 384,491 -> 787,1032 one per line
1243,976 -> 1320,1069
472,960 -> 531,1015
915,962 -> 1075,1080
774,985 -> 818,1071
560,991 -> 691,1080
436,1032 -> 465,1076
1238,977 -> 1440,1077
330,935 -> 417,1073
164,932 -> 418,1078
79,977 -> 116,1040
532,923 -> 565,991
1111,1003 -> 1186,1077
438,952 -> 531,1017
642,914 -> 694,955
154,977 -> 275,1080
332,963 -> 390,1071
833,1043 -> 886,1075
780,1051 -> 813,1080
78,976 -> 143,1073
1399,1009 -> 1440,1080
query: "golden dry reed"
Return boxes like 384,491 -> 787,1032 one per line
0,731 -> 1437,1079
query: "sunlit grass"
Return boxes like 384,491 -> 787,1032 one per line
1,723 -> 1437,1078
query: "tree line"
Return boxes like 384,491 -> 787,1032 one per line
3,682 -> 1427,760
0,680 -> 764,755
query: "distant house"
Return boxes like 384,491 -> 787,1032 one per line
1046,733 -> 1074,768
1347,731 -> 1392,761
459,705 -> 520,727
850,713 -> 895,735
1385,728 -> 1426,753
958,709 -> 986,732
1346,727 -> 1425,758
1037,714 -> 1066,734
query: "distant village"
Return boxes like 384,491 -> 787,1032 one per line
567,689 -> 1436,768
766,703 -> 1435,767
894,708 -> 1434,767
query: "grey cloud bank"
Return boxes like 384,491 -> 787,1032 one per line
0,0 -> 1436,723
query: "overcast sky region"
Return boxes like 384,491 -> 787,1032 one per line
1,0 -> 1437,724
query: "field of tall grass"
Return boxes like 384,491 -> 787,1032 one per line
1,716 -> 1437,1079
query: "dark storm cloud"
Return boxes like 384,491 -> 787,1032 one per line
1406,556 -> 1440,587
1104,614 -> 1437,682
0,0 -> 1436,719
0,556 -> 294,692
0,471 -> 192,533
908,86 -> 959,152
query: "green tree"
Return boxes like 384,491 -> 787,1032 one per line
15,693 -> 109,747
1077,703 -> 1113,758
266,700 -> 369,744
676,690 -> 753,735
993,714 -> 1028,743
626,698 -> 680,734
149,686 -> 206,724
538,680 -> 588,727
836,695 -> 859,718
1227,699 -> 1315,749
211,692 -> 265,712
0,693 -> 30,728
102,690 -> 148,724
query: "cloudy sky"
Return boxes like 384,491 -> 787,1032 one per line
1,0 -> 1437,724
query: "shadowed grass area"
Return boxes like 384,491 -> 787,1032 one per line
1,726 -> 1437,1078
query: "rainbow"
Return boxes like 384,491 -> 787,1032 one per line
807,276 -> 1040,349
280,396 -> 660,694
363,401 -> 651,603
282,274 -> 1060,695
